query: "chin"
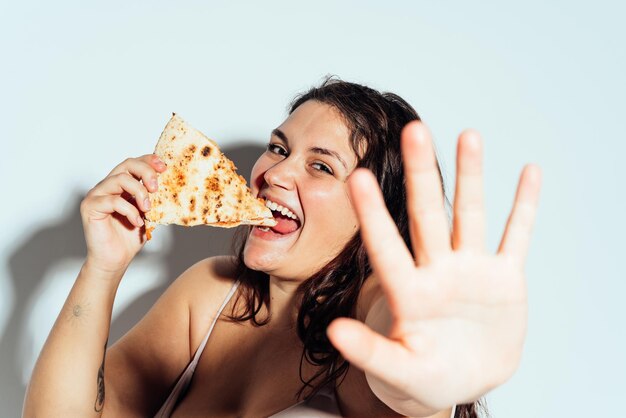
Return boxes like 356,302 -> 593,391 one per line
242,244 -> 283,274
243,245 -> 318,282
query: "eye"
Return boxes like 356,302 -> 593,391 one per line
266,142 -> 287,156
311,161 -> 333,175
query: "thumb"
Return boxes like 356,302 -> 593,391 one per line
327,317 -> 412,390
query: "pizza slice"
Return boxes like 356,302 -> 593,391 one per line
144,113 -> 276,239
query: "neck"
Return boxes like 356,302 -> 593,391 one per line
266,275 -> 302,331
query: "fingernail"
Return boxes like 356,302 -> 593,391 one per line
143,197 -> 151,210
149,179 -> 158,191
136,216 -> 144,226
154,156 -> 166,167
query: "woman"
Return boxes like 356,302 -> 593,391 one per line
23,78 -> 541,418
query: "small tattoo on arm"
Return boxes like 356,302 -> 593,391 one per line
66,299 -> 91,326
94,339 -> 107,412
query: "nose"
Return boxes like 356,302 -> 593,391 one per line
263,158 -> 296,191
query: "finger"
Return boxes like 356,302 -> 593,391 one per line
108,155 -> 166,192
402,122 -> 451,265
327,318 -> 413,391
497,164 -> 542,267
349,169 -> 416,310
91,173 -> 152,212
85,195 -> 144,227
109,154 -> 167,175
452,130 -> 485,252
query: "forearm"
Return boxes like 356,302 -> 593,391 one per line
23,261 -> 124,418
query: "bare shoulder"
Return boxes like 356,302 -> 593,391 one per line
178,255 -> 238,301
102,255 -> 239,417
183,255 -> 242,355
167,255 -> 239,317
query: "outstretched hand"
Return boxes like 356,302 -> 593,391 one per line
327,121 -> 542,414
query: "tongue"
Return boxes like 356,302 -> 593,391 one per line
270,213 -> 299,234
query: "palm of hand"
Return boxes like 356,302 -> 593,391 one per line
383,253 -> 527,406
327,122 -> 541,412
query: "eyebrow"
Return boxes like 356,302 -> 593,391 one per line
271,128 -> 348,170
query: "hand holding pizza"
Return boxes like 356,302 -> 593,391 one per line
79,154 -> 166,275
327,122 -> 542,414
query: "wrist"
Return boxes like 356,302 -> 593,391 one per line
81,258 -> 128,284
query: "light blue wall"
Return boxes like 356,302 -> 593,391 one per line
2,1 -> 624,416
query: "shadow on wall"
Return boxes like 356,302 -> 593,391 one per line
1,143 -> 265,417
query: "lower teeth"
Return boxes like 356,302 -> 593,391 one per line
258,226 -> 270,232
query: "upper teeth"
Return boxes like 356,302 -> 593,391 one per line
265,199 -> 298,220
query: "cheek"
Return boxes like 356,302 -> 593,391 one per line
305,187 -> 358,240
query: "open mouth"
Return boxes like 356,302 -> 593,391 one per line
255,198 -> 302,236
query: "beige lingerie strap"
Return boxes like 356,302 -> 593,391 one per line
154,280 -> 241,418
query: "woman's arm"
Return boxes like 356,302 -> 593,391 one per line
22,262 -> 123,417
22,154 -> 175,417
23,256 -> 213,417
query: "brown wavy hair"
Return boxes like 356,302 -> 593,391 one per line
228,77 -> 486,417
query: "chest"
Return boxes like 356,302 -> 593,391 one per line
170,317 -> 324,417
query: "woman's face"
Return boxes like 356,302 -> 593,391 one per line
244,100 -> 359,281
